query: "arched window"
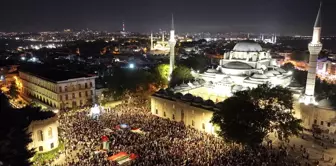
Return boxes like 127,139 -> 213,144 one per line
37,130 -> 43,141
48,127 -> 53,139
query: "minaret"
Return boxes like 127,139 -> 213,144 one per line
162,32 -> 165,43
150,32 -> 154,50
274,34 -> 277,44
300,2 -> 322,105
122,21 -> 125,32
168,14 -> 176,81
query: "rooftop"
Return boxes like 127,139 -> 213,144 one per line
19,65 -> 93,82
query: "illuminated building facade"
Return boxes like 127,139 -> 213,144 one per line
151,90 -> 216,134
19,67 -> 96,109
28,116 -> 59,153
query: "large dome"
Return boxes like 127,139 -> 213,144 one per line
233,41 -> 263,52
223,61 -> 253,69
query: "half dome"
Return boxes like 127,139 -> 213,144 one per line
251,73 -> 269,79
223,61 -> 254,69
317,99 -> 336,110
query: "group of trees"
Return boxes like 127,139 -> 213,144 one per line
9,82 -> 19,99
102,64 -> 194,102
212,84 -> 303,147
0,93 -> 55,166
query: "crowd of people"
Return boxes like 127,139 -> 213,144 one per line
52,95 -> 302,166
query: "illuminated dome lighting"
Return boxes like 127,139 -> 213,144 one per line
233,41 -> 263,52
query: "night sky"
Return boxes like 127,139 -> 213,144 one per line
0,0 -> 335,35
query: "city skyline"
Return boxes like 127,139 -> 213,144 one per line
1,0 -> 336,35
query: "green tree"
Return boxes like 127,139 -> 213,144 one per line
170,65 -> 194,86
212,97 -> 269,146
9,83 -> 19,99
212,84 -> 303,146
155,64 -> 170,86
234,84 -> 303,141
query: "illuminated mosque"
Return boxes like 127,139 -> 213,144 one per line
150,32 -> 170,54
177,40 -> 293,101
151,5 -> 336,135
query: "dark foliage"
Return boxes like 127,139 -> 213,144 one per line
212,84 -> 302,146
0,93 -> 55,166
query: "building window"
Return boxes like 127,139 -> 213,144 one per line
65,86 -> 68,92
163,112 -> 166,117
59,87 -> 62,92
172,114 -> 175,120
79,92 -> 82,98
65,94 -> 68,100
89,82 -> 93,88
85,91 -> 88,97
72,85 -> 75,91
78,84 -> 81,89
192,120 -> 195,126
202,123 -> 205,130
50,143 -> 54,149
72,101 -> 77,107
39,146 -> 43,152
85,83 -> 88,88
60,95 -> 62,101
192,110 -> 194,115
80,100 -> 83,106
72,93 -> 75,99
48,127 -> 52,139
90,90 -> 93,95
155,109 -> 158,114
37,130 -> 43,141
314,119 -> 317,124
321,121 -> 324,126
328,122 -> 331,127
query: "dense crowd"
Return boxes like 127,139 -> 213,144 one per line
52,96 -> 301,166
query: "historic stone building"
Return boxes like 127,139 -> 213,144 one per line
19,66 -> 96,109
151,90 -> 217,134
28,116 -> 59,153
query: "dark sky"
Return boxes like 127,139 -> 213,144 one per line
0,0 -> 335,35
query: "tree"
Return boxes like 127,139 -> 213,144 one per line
180,56 -> 208,71
281,62 -> 295,71
234,84 -> 303,141
170,65 -> 194,86
9,83 -> 19,99
212,97 -> 269,146
155,64 -> 170,86
212,84 -> 303,146
0,93 -> 35,166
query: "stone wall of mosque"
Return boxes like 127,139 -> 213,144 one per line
27,116 -> 59,153
300,104 -> 336,134
151,96 -> 216,134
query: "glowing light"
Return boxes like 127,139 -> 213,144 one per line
90,104 -> 100,115
129,63 -> 135,69
21,57 -> 26,61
